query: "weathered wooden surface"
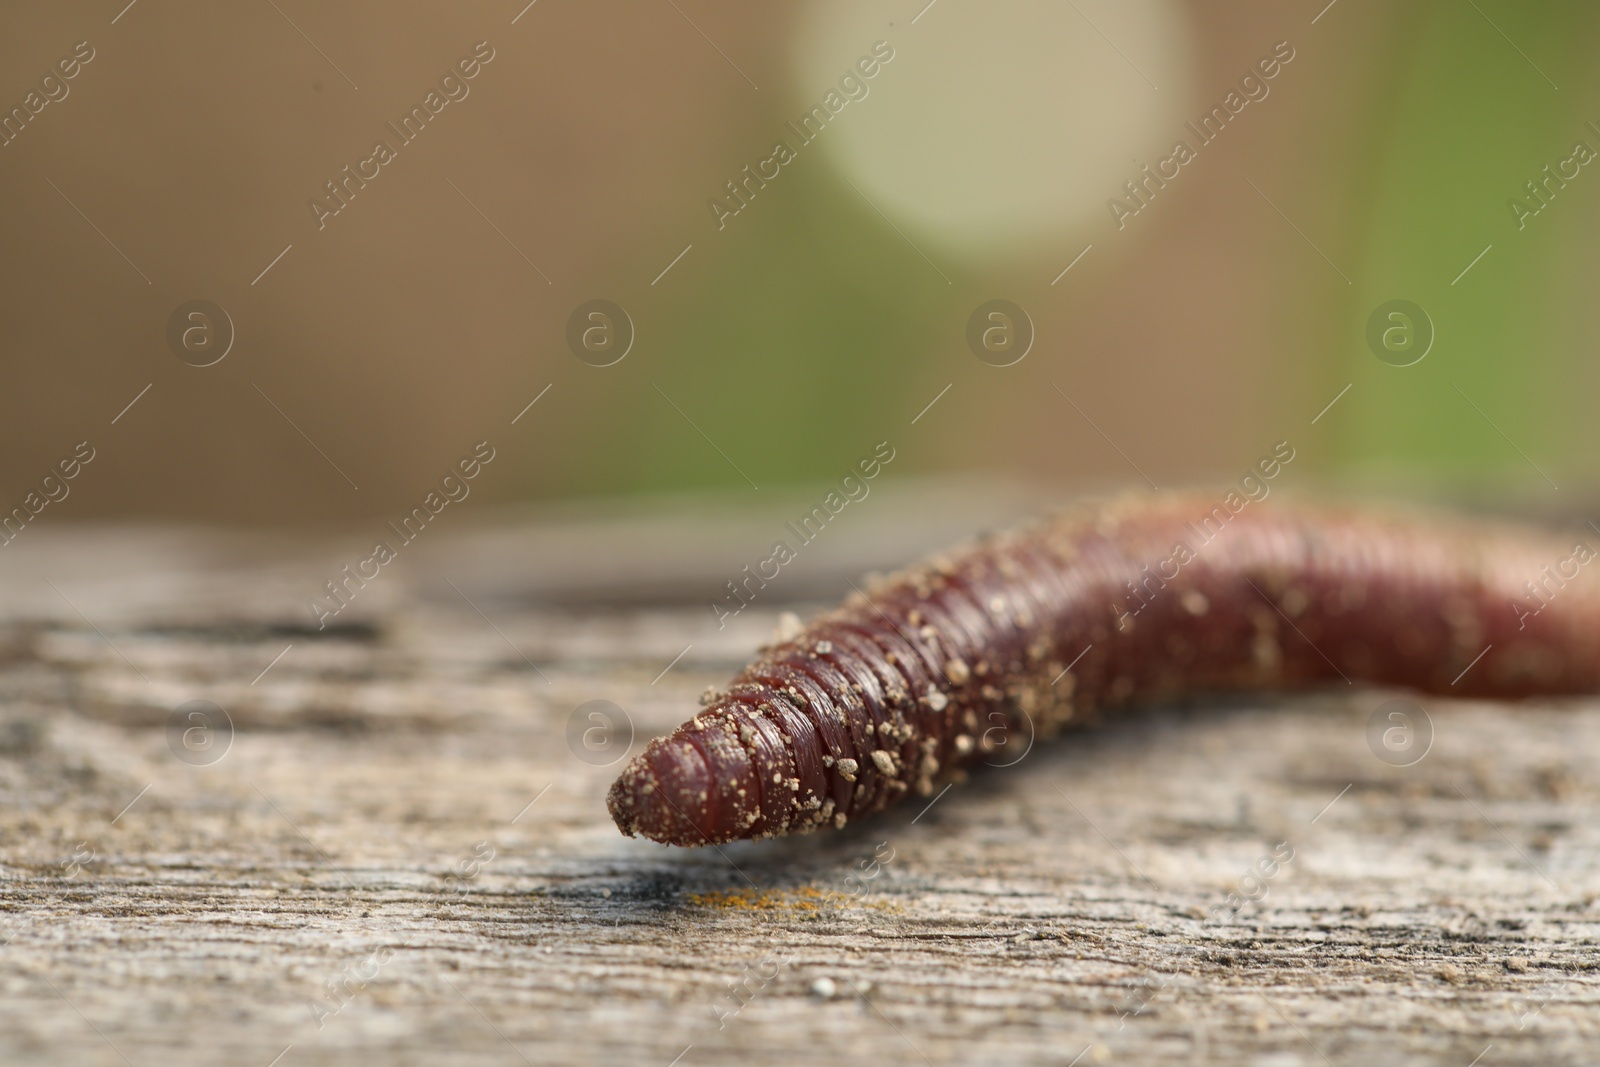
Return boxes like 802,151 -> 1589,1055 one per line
3,489 -> 1600,1066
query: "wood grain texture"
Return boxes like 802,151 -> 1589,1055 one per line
2,495 -> 1599,1067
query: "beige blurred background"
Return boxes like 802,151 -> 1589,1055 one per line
1,0 -> 1594,525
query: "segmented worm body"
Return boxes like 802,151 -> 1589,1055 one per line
607,494 -> 1600,846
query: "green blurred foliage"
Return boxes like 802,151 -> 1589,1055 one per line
624,163 -> 951,495
1344,0 -> 1597,488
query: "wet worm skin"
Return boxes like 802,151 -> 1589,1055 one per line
607,494 -> 1600,847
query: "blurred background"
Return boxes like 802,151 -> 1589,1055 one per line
1,0 -> 1594,528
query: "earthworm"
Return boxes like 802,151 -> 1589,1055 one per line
606,492 -> 1600,847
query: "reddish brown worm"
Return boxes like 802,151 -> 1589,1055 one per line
607,493 -> 1600,847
